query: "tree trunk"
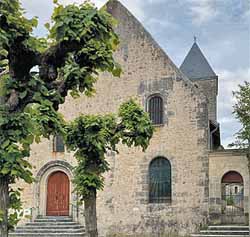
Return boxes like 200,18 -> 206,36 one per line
84,191 -> 98,237
0,176 -> 9,237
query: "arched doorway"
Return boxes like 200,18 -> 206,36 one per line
221,171 -> 244,216
46,171 -> 70,216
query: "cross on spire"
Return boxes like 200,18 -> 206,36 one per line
194,36 -> 197,43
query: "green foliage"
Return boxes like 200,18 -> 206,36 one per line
65,99 -> 154,201
49,1 -> 121,78
0,0 -> 38,47
8,188 -> 23,230
66,113 -> 118,199
0,186 -> 23,230
230,81 -> 250,154
0,0 -> 46,71
49,2 -> 122,101
226,196 -> 234,206
118,100 -> 154,151
0,0 -> 121,229
0,111 -> 35,183
60,55 -> 98,98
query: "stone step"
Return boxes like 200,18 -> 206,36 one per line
17,224 -> 84,229
9,233 -> 85,237
26,221 -> 79,226
15,228 -> 85,233
10,216 -> 86,237
191,233 -> 248,237
191,225 -> 249,237
208,226 -> 249,230
199,230 -> 249,235
37,216 -> 72,219
34,218 -> 73,222
201,230 -> 249,234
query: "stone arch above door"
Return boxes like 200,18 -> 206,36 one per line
34,160 -> 75,218
222,171 -> 243,184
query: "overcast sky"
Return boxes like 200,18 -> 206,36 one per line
20,0 -> 250,147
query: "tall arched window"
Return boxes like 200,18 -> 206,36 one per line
148,96 -> 163,125
53,135 -> 65,152
149,157 -> 171,203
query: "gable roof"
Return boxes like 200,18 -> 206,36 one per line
104,0 -> 208,102
180,42 -> 217,80
105,0 -> 187,80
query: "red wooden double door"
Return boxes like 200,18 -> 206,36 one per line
46,171 -> 70,216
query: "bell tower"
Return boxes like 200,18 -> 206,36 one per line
180,40 -> 218,122
180,40 -> 220,149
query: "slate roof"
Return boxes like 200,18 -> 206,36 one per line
180,42 -> 217,80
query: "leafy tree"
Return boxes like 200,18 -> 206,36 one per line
231,81 -> 250,232
65,99 -> 154,237
231,81 -> 250,160
0,0 -> 121,236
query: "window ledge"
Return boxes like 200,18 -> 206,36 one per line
148,202 -> 172,205
153,124 -> 165,128
148,198 -> 172,204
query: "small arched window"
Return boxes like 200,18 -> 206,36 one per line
53,135 -> 65,152
148,96 -> 163,125
149,157 -> 171,203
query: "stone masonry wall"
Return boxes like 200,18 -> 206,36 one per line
14,0 -> 210,236
192,77 -> 218,122
63,1 -> 209,236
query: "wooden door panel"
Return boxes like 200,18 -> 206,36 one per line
46,171 -> 69,216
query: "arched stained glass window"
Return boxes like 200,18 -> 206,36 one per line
149,157 -> 171,203
148,96 -> 163,125
53,135 -> 65,152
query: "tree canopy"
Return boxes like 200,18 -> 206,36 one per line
0,0 -> 121,234
231,81 -> 250,154
66,99 -> 154,200
65,99 -> 154,237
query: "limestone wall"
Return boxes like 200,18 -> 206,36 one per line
14,1 -> 211,236
63,1 -> 209,235
192,77 -> 218,122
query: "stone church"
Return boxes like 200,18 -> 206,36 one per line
11,0 -> 248,236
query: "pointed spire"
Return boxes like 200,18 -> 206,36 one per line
180,41 -> 217,80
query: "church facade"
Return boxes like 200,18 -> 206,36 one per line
14,0 -> 248,236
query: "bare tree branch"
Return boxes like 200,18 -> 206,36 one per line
0,69 -> 9,78
39,40 -> 80,82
